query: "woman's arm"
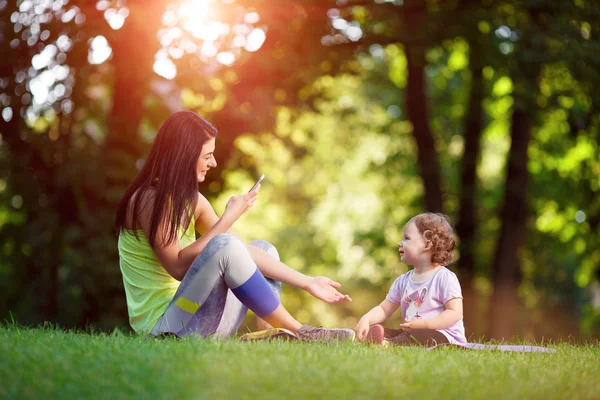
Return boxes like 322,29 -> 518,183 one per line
195,190 -> 307,286
144,191 -> 257,281
244,245 -> 310,287
246,245 -> 351,303
151,216 -> 234,281
194,191 -> 351,303
399,297 -> 463,330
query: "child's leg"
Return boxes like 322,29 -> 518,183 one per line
383,327 -> 404,338
365,325 -> 404,344
386,328 -> 449,347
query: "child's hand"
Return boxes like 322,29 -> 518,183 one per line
399,320 -> 428,330
354,318 -> 370,341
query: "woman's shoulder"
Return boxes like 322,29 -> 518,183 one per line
123,188 -> 157,230
131,186 -> 157,204
194,191 -> 210,207
193,191 -> 215,219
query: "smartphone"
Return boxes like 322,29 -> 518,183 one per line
248,174 -> 265,193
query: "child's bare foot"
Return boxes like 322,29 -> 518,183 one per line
365,324 -> 385,345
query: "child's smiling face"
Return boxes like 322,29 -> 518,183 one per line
398,222 -> 429,266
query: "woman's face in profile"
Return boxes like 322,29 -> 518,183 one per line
196,138 -> 217,182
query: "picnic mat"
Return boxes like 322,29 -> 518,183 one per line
240,329 -> 556,353
428,343 -> 556,353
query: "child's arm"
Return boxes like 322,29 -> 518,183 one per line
399,297 -> 463,330
355,300 -> 400,341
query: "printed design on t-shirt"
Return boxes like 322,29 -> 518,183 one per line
403,287 -> 427,321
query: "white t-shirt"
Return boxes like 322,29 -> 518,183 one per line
386,267 -> 466,344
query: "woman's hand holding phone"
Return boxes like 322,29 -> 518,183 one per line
248,174 -> 265,193
223,174 -> 264,223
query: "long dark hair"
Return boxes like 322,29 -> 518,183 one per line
115,111 -> 218,247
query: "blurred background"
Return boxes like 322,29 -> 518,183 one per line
0,0 -> 599,342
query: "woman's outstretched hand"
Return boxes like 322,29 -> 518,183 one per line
223,185 -> 259,223
305,276 -> 352,304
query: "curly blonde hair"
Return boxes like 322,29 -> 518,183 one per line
406,213 -> 456,265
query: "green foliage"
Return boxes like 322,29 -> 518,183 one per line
0,0 -> 599,340
215,73 -> 418,326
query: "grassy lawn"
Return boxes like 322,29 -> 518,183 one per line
1,326 -> 599,400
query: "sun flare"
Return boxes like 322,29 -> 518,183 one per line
153,0 -> 266,79
178,0 -> 214,26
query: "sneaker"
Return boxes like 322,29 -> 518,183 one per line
365,324 -> 385,345
240,328 -> 299,342
297,324 -> 356,344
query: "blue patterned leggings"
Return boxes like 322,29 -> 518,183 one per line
150,234 -> 282,338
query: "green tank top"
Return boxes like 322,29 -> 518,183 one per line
118,219 -> 195,334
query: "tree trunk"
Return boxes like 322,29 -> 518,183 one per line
402,4 -> 444,214
102,0 -> 165,187
456,39 -> 484,333
487,105 -> 534,340
487,5 -> 549,340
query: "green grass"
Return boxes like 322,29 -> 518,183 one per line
1,326 -> 599,400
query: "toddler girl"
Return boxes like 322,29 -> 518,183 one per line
355,213 -> 466,346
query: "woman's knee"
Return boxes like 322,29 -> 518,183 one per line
266,279 -> 282,299
189,234 -> 247,275
248,240 -> 281,297
210,233 -> 237,246
249,239 -> 280,261
206,234 -> 249,256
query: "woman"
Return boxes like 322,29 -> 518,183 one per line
115,111 -> 354,342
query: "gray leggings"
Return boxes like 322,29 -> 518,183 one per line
150,234 -> 282,338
